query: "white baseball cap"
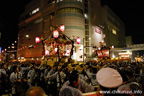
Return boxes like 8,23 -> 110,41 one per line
96,67 -> 123,88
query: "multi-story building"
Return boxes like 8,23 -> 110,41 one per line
17,0 -> 126,61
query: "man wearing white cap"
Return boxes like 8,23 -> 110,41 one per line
96,67 -> 123,95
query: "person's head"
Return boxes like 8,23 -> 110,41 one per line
125,70 -> 133,79
92,67 -> 97,74
61,65 -> 66,72
69,70 -> 79,88
59,87 -> 73,96
47,65 -> 51,71
25,86 -> 47,96
13,65 -> 19,72
53,65 -> 58,71
1,63 -> 6,69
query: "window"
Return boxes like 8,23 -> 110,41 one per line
57,7 -> 83,14
112,29 -> 117,35
31,8 -> 39,15
26,35 -> 29,38
77,0 -> 83,2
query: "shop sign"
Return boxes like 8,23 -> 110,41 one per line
95,26 -> 101,34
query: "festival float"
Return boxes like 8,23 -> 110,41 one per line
42,25 -> 74,66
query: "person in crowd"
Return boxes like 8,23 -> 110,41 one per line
125,69 -> 137,83
25,86 -> 47,96
27,64 -> 38,88
44,65 -> 52,79
117,82 -> 142,96
47,65 -> 67,95
62,70 -> 96,93
10,65 -> 23,96
90,67 -> 98,86
37,64 -> 46,88
45,64 -> 58,96
59,70 -> 83,96
96,67 -> 123,96
0,63 -> 7,95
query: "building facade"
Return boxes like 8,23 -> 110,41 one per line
17,0 -> 126,61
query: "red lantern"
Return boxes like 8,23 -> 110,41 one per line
76,37 -> 80,44
35,37 -> 40,43
53,30 -> 59,38
60,24 -> 65,32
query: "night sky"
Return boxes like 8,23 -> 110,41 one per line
0,0 -> 143,50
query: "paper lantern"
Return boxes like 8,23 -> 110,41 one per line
60,24 -> 65,32
35,37 -> 40,43
76,37 -> 80,44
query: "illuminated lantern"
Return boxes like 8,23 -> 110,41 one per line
53,30 -> 59,38
55,48 -> 58,52
92,49 -> 95,52
66,49 -> 70,54
60,24 -> 65,32
34,46 -> 36,48
98,47 -> 101,50
76,37 -> 80,44
111,45 -> 114,49
101,40 -> 104,43
45,50 -> 49,55
35,37 -> 40,43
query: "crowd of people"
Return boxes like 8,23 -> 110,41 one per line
0,60 -> 144,96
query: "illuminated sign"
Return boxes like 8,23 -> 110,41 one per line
97,50 -> 103,58
95,26 -> 101,34
97,49 -> 110,58
102,49 -> 110,58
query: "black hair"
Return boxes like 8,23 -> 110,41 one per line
59,87 -> 73,96
0,63 -> 5,68
92,67 -> 97,74
69,70 -> 79,87
13,65 -> 18,72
